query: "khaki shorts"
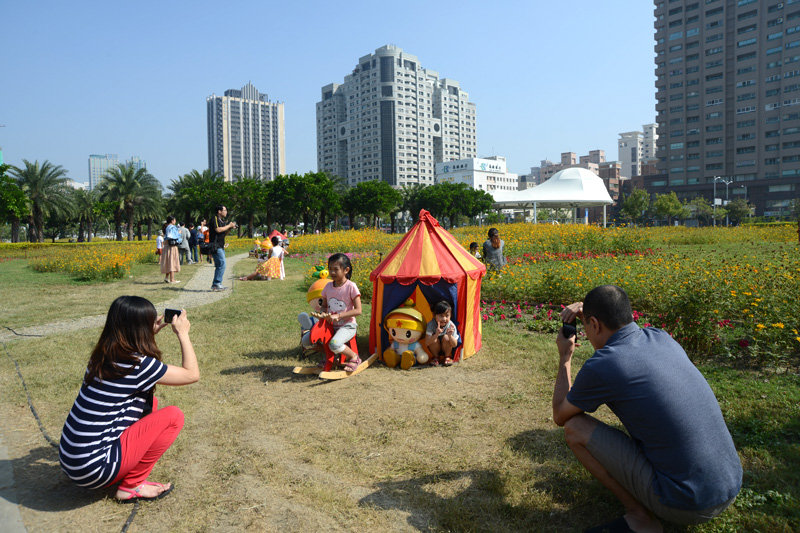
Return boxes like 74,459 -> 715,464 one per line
586,421 -> 735,525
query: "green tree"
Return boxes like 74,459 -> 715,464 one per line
726,198 -> 751,226
653,191 -> 690,225
10,159 -> 71,242
71,188 -> 98,242
621,188 -> 651,225
0,164 -> 29,242
168,169 -> 221,224
232,176 -> 264,238
344,180 -> 401,229
97,163 -> 162,241
689,196 -> 715,226
396,183 -> 426,230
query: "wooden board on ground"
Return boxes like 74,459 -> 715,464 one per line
318,352 -> 378,380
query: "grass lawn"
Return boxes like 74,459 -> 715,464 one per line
0,257 -> 797,532
0,258 -> 206,329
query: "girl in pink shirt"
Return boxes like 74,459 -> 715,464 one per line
320,253 -> 362,371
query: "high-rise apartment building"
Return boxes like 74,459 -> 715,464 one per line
126,156 -> 146,172
88,154 -> 119,190
653,0 -> 800,217
207,82 -> 285,182
316,45 -> 477,187
618,123 -> 658,178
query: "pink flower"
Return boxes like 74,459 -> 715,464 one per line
500,314 -> 506,320
738,339 -> 749,348
482,314 -> 488,321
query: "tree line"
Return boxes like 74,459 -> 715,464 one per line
0,160 -> 496,243
619,188 -> 753,226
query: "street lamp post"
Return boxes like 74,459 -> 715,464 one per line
741,185 -> 749,218
715,176 -> 732,226
713,176 -> 718,227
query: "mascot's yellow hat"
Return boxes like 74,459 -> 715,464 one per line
384,300 -> 426,333
307,278 -> 332,302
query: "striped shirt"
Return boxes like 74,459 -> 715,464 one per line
58,355 -> 167,489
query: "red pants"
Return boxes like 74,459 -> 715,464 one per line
109,398 -> 184,489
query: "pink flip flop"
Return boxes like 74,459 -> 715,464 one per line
117,481 -> 174,504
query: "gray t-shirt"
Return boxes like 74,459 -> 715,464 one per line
482,239 -> 506,268
426,318 -> 459,344
568,323 -> 742,510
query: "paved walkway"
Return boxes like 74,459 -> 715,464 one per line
0,253 -> 248,531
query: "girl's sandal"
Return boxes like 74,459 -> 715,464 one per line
343,356 -> 361,372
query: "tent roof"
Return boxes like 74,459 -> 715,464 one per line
492,167 -> 614,208
370,209 -> 486,285
267,229 -> 288,240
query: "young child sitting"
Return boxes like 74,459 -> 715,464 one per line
318,253 -> 362,371
469,241 -> 481,260
425,300 -> 459,366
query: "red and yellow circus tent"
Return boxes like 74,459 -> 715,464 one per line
369,210 -> 486,363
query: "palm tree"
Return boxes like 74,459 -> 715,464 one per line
72,188 -> 97,242
10,159 -> 71,242
168,169 -> 221,223
97,163 -> 163,241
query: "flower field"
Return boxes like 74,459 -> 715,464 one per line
293,223 -> 799,367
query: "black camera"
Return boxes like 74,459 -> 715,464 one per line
164,308 -> 181,324
561,319 -> 577,340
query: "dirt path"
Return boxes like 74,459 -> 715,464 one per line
0,254 -> 248,343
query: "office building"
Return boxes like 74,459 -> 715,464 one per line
126,156 -> 146,172
435,156 -> 518,192
618,123 -> 658,179
317,45 -> 477,187
653,0 -> 800,217
207,82 -> 285,182
88,154 -> 119,190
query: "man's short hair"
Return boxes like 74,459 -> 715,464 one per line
215,205 -> 225,214
583,285 -> 634,331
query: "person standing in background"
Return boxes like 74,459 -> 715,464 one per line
187,223 -> 200,264
178,223 -> 191,265
208,206 -> 236,292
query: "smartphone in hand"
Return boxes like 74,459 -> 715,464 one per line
164,308 -> 182,324
561,319 -> 577,340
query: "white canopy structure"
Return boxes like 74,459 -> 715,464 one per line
491,167 -> 615,226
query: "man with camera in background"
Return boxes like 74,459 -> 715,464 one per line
553,285 -> 741,533
208,205 -> 236,292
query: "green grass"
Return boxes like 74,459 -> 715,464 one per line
0,257 -> 797,532
0,258 -> 204,328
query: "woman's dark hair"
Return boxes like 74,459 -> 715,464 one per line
582,285 -> 633,331
488,228 -> 499,239
271,236 -> 280,247
328,253 -> 352,279
163,215 -> 176,235
432,300 -> 452,316
84,296 -> 162,387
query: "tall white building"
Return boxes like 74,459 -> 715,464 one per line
207,82 -> 285,182
126,156 -> 146,172
317,45 -> 477,187
618,123 -> 658,179
88,154 -> 119,190
435,156 -> 518,192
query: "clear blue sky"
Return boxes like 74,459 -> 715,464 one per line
0,0 -> 656,189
